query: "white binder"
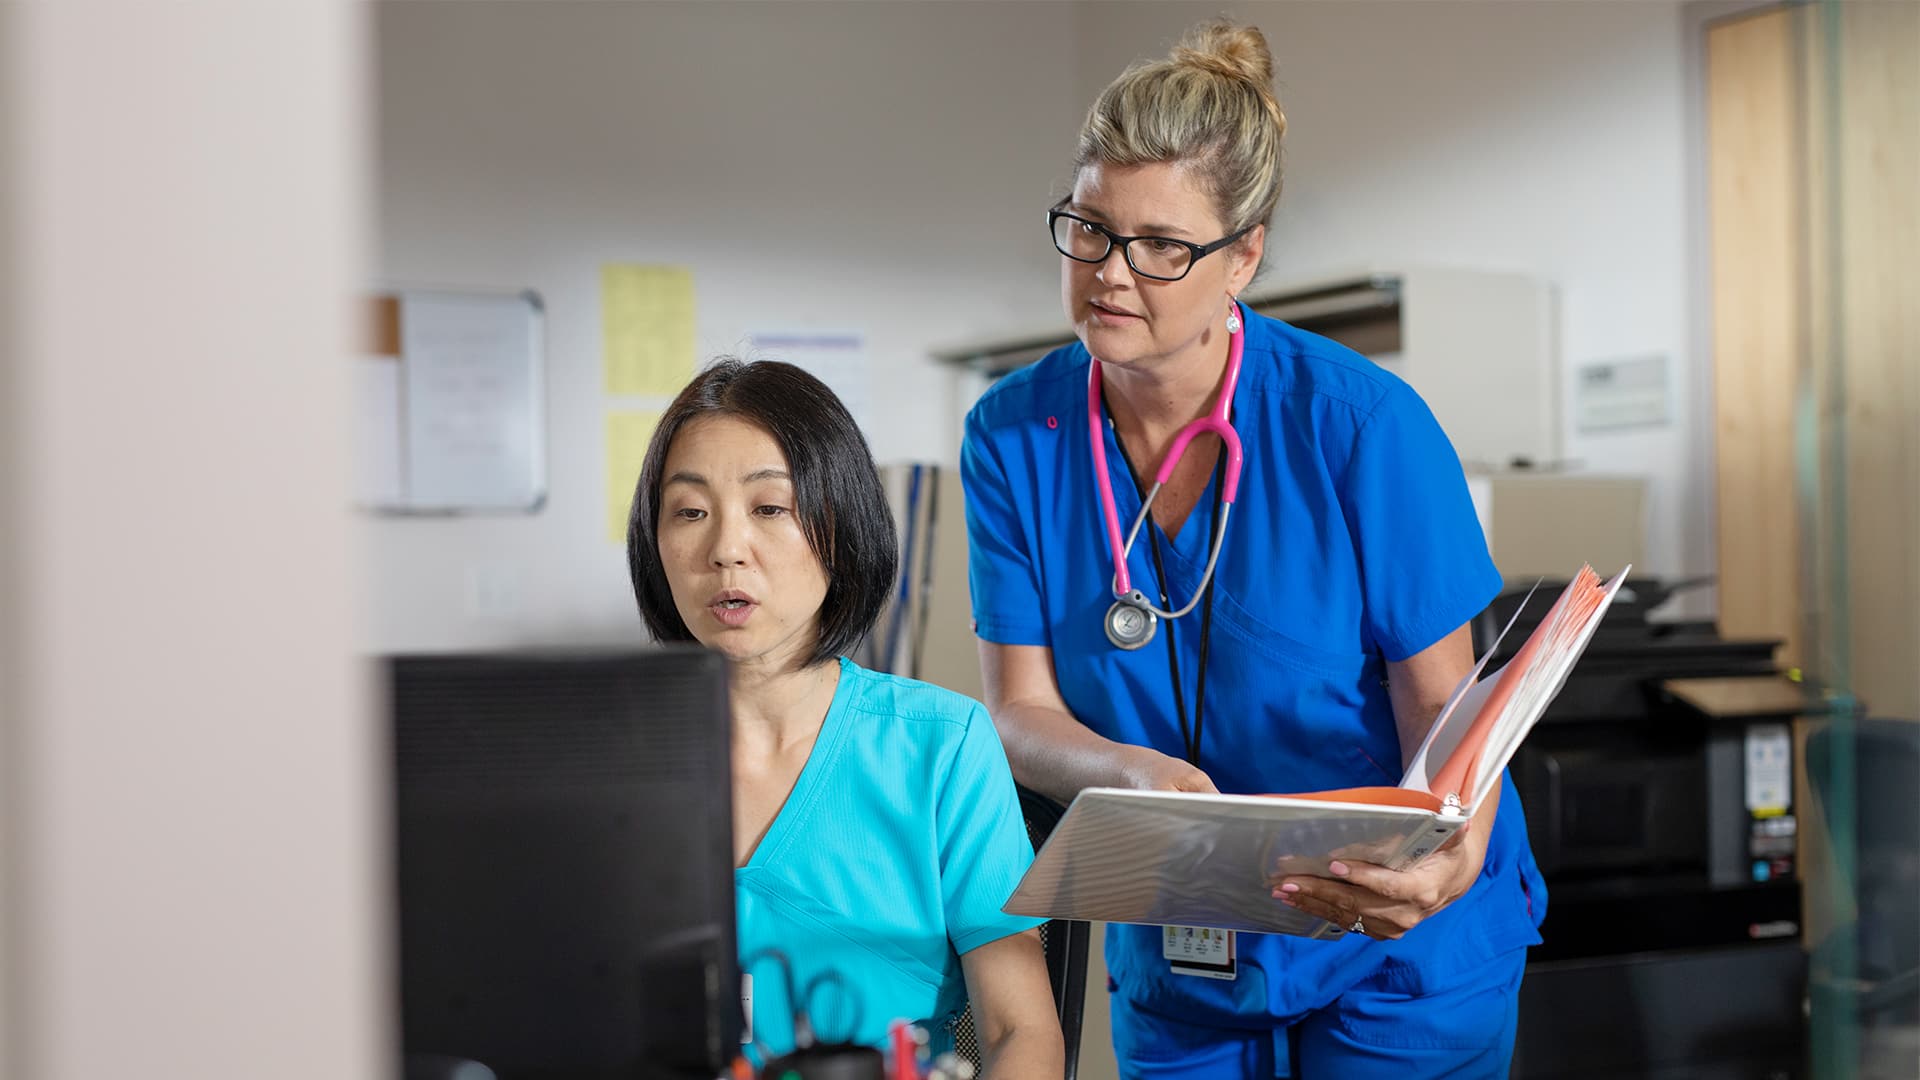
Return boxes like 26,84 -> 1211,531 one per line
1004,565 -> 1630,938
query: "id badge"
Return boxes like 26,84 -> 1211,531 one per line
1163,925 -> 1236,980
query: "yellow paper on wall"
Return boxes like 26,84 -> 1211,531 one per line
607,410 -> 662,544
603,264 -> 695,396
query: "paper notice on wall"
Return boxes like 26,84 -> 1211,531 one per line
607,410 -> 662,544
403,293 -> 545,509
1576,354 -> 1670,432
603,265 -> 695,397
748,331 -> 872,437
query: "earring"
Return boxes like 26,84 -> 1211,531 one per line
1225,298 -> 1242,334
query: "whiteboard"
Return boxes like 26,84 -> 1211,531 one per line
355,289 -> 547,513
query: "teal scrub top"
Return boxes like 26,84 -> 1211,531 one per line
735,659 -> 1044,1056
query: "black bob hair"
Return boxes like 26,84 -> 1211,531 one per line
626,358 -> 898,668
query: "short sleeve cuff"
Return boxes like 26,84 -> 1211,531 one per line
971,615 -> 1050,647
951,913 -> 1047,956
1375,559 -> 1504,662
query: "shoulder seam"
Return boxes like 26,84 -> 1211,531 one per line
841,667 -> 981,729
1243,382 -> 1379,418
843,698 -> 973,728
970,349 -> 1086,430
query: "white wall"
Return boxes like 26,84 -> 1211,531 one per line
1075,0 -> 1703,594
369,0 -> 1082,652
371,0 -> 1710,654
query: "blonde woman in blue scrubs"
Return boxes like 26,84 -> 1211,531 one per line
962,21 -> 1547,1078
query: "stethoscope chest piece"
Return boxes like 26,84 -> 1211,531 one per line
1104,592 -> 1158,650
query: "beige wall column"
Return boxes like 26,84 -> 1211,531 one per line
0,4 -> 381,1080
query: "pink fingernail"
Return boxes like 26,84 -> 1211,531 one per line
1280,883 -> 1300,894
1329,861 -> 1350,877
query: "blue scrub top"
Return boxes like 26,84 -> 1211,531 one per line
960,308 -> 1547,1027
735,659 -> 1044,1056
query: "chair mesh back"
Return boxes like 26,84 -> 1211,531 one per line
947,987 -> 982,1067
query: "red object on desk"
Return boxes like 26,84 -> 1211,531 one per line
888,1019 -> 917,1080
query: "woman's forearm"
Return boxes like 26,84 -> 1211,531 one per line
992,698 -> 1128,803
981,1019 -> 1066,1079
962,929 -> 1065,1078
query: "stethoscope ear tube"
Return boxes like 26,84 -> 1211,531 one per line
1089,305 -> 1247,650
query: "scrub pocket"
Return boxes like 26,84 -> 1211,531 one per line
1111,990 -> 1276,1079
1304,943 -> 1526,1066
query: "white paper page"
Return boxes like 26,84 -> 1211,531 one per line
1472,564 -> 1629,804
1400,581 -> 1539,794
1404,667 -> 1508,800
748,331 -> 872,437
403,293 -> 543,510
1467,565 -> 1630,808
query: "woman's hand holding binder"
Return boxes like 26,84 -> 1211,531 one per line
1113,743 -> 1219,795
1268,798 -> 1488,940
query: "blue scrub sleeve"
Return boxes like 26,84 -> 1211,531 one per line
959,410 -> 1049,647
937,703 -> 1045,955
1339,382 -> 1503,662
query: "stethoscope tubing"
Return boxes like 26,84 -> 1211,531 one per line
1087,306 -> 1247,620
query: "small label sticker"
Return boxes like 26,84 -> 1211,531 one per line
1163,925 -> 1236,980
1745,723 -> 1792,814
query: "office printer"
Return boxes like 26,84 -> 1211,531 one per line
1484,577 -> 1810,1080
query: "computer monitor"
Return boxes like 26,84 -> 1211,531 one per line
388,648 -> 740,1080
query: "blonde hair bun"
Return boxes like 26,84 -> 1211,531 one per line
1072,18 -> 1288,235
1171,21 -> 1275,92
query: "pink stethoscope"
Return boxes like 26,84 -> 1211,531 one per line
1089,306 -> 1246,650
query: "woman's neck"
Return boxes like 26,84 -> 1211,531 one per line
728,656 -> 840,754
1102,324 -> 1232,446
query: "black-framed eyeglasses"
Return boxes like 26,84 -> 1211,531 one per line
1047,201 -> 1254,282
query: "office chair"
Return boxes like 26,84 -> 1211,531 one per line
1805,716 -> 1920,1066
948,787 -> 1089,1079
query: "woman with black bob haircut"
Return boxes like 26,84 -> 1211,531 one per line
628,358 -> 893,666
626,359 -> 1063,1076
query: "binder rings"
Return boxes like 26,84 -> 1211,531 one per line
1003,565 -> 1630,938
